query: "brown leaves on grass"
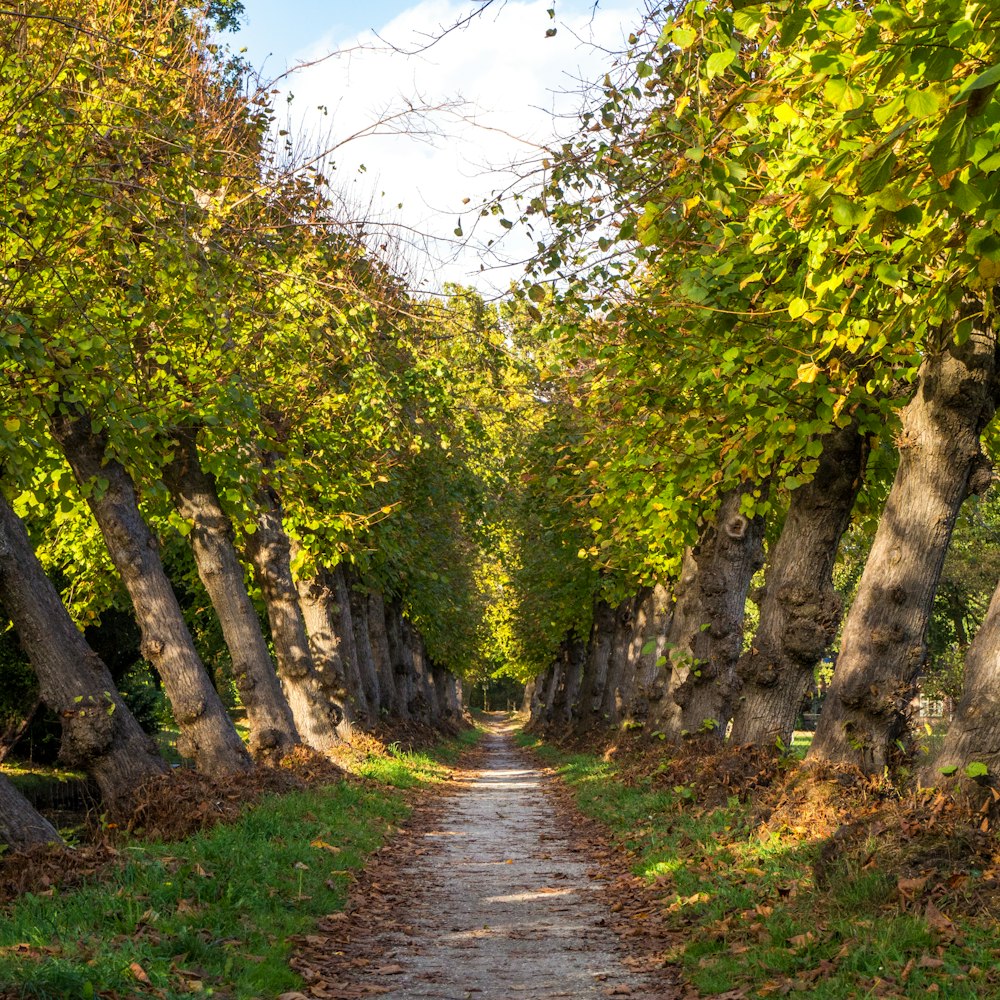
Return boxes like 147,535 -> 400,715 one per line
0,843 -> 119,909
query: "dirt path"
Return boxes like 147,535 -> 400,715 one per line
290,719 -> 678,999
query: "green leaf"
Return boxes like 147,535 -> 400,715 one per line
927,108 -> 969,178
641,638 -> 657,655
961,63 -> 1000,96
671,26 -> 697,50
938,764 -> 958,776
788,298 -> 809,319
831,195 -> 865,227
875,262 -> 904,287
706,49 -> 736,79
904,88 -> 941,120
965,761 -> 989,778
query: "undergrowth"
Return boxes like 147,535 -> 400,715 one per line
0,727 -> 479,1000
518,731 -> 1000,999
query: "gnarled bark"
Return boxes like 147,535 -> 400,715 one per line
0,490 -> 167,809
50,409 -> 251,775
598,597 -> 640,726
0,774 -> 62,848
163,429 -> 299,759
923,577 -> 1000,793
620,584 -> 674,727
729,423 -> 866,748
665,486 -> 767,741
346,573 -> 381,724
384,598 -> 414,721
573,601 -> 616,732
367,591 -> 399,717
810,319 -> 1000,773
331,566 -> 369,722
246,487 -> 341,750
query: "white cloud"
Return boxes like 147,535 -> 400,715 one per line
269,0 -> 640,294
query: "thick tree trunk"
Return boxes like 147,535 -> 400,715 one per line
246,488 -> 341,750
163,430 -> 299,759
521,677 -> 537,715
574,601 -> 616,732
401,619 -> 430,723
729,423 -> 867,748
598,597 -> 639,726
666,486 -> 767,741
384,599 -> 413,721
50,410 -> 251,774
330,566 -> 369,722
539,660 -> 561,728
620,584 -> 674,728
0,774 -> 62,849
293,562 -> 354,736
346,575 -> 381,724
809,323 -> 1000,773
0,490 -> 167,808
923,578 -> 1000,793
430,662 -> 454,728
367,591 -> 399,717
410,630 -> 437,725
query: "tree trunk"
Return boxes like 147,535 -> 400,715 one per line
0,490 -> 167,808
408,628 -> 436,725
163,430 -> 299,759
667,486 -> 767,741
809,324 -> 1000,773
538,660 -> 561,729
246,487 -> 341,750
729,423 -> 867,748
50,409 -> 252,775
293,563 -> 355,736
598,597 -> 639,726
574,601 -> 615,732
521,677 -> 537,715
922,577 -> 1000,793
346,576 -> 381,724
384,599 -> 413,721
367,591 -> 399,717
620,584 -> 674,728
330,566 -> 369,723
0,774 -> 62,849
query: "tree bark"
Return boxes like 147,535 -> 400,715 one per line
598,597 -> 639,726
729,423 -> 867,748
384,599 -> 413,721
0,774 -> 62,849
246,487 -> 341,750
293,562 -> 355,736
346,575 -> 381,724
923,577 -> 1000,793
163,429 -> 299,759
574,601 -> 615,732
50,409 -> 252,775
667,486 -> 767,741
0,490 -> 167,808
367,591 -> 399,717
330,566 -> 369,722
809,321 -> 1000,773
620,584 -> 674,728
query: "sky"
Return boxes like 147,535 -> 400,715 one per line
230,0 -> 643,294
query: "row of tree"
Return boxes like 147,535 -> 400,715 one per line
0,2 -> 536,849
508,0 -> 1000,794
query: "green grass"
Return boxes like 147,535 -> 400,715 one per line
517,732 -> 1000,999
0,729 -> 480,1000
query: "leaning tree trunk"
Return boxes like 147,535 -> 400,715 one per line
367,591 -> 399,717
0,774 -> 62,849
246,487 -> 342,750
49,409 -> 252,775
620,584 -> 674,728
0,490 -> 167,809
574,602 -> 616,732
667,485 -> 767,742
598,596 -> 639,727
922,577 -> 1000,795
729,423 -> 867,748
809,319 -> 1000,773
163,429 -> 299,759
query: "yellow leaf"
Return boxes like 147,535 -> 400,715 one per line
3,417 -> 19,434
797,362 -> 821,384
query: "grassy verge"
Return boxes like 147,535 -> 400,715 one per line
518,732 -> 1000,999
0,729 -> 479,1000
